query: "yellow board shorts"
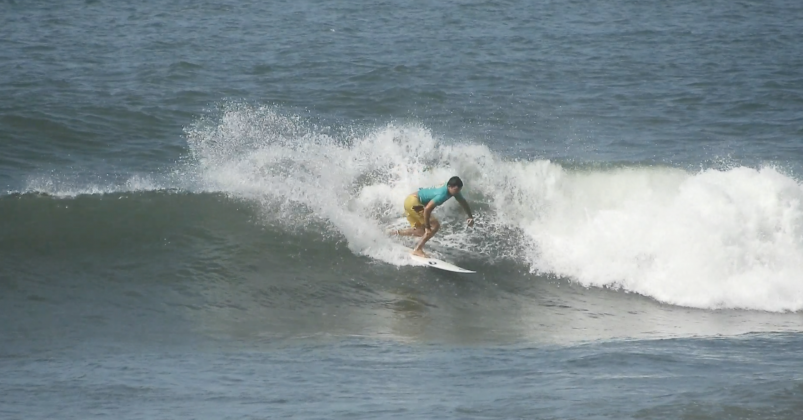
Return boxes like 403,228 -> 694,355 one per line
404,194 -> 437,227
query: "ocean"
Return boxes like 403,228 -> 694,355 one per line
2,0 -> 803,418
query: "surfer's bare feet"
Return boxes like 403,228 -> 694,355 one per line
411,249 -> 429,258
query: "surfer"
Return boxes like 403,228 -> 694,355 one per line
394,176 -> 474,257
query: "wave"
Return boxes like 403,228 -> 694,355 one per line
8,103 -> 803,312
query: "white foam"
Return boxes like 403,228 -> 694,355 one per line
21,173 -> 166,198
184,104 -> 803,311
518,166 -> 803,312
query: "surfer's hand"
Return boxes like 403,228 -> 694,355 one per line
466,217 -> 474,227
424,226 -> 433,236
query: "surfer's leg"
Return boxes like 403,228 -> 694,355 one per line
395,195 -> 426,237
396,226 -> 424,236
412,218 -> 439,257
396,212 -> 425,236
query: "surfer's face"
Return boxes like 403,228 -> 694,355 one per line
448,185 -> 462,196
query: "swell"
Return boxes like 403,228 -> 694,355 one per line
0,189 -> 505,280
0,191 -> 242,257
3,191 -> 803,346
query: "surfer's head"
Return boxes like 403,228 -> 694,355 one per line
447,176 -> 463,195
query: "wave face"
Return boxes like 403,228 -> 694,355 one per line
8,104 -> 803,313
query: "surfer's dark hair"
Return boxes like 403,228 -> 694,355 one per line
447,176 -> 463,188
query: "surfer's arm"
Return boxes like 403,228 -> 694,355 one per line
455,195 -> 474,226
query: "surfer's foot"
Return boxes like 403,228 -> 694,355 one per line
411,249 -> 429,258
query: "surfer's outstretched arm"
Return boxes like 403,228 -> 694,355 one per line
455,195 -> 475,227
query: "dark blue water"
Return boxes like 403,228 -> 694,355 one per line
2,0 -> 803,418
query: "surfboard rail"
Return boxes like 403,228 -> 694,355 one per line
410,254 -> 475,273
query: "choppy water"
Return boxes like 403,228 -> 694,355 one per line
2,0 -> 803,419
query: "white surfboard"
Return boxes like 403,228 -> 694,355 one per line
410,253 -> 475,273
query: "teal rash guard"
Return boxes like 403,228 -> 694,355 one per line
417,183 -> 464,206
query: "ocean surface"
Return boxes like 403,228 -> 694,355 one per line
2,0 -> 803,418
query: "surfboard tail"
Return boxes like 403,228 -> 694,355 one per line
410,254 -> 475,273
